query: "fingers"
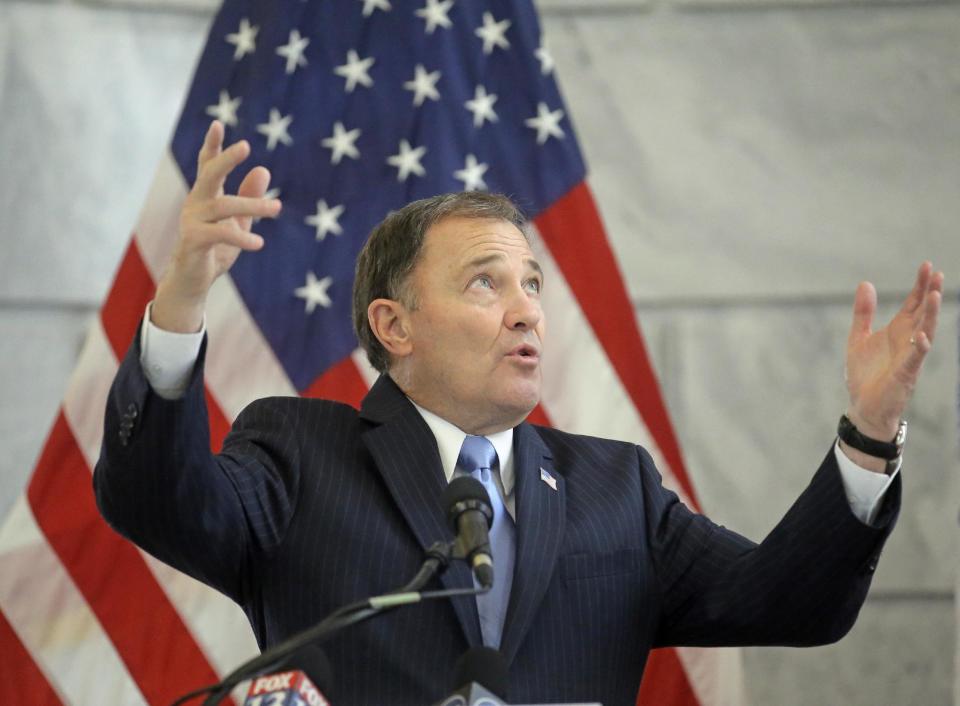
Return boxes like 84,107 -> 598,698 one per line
196,194 -> 281,223
236,166 -> 274,232
900,261 -> 933,315
929,268 -> 945,295
188,128 -> 281,233
197,121 -> 225,174
191,221 -> 265,251
238,165 -> 272,199
193,137 -> 251,200
847,281 -> 876,348
900,270 -> 942,377
917,287 -> 942,345
907,266 -> 943,342
185,122 -> 285,255
900,328 -> 931,380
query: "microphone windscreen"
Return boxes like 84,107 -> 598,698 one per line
442,476 -> 492,530
443,475 -> 491,508
453,646 -> 508,701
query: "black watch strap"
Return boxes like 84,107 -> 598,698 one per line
837,414 -> 907,460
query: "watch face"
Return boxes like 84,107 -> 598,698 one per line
895,421 -> 908,447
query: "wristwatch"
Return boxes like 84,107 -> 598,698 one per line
837,414 -> 907,460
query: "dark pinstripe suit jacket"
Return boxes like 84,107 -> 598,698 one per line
94,336 -> 899,706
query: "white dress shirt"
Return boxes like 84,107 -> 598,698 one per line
411,401 -> 516,520
138,303 -> 897,526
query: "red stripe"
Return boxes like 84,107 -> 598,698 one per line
101,239 -> 157,357
205,388 -> 233,450
302,356 -> 369,409
27,413 -> 221,705
525,403 -> 551,427
535,184 -> 703,705
637,649 -> 702,706
0,610 -> 63,705
534,182 -> 700,510
99,238 -> 232,453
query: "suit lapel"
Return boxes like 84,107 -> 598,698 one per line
500,423 -> 565,665
359,375 -> 483,648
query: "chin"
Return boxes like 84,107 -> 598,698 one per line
495,382 -> 541,419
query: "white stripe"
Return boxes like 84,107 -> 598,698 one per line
0,495 -> 144,704
528,225 -> 694,508
351,347 -> 380,388
134,151 -> 187,283
141,556 -> 259,677
677,646 -> 746,706
63,317 -> 117,467
205,274 -> 297,419
62,316 -> 261,681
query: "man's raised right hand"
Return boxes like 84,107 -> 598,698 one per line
151,121 -> 282,333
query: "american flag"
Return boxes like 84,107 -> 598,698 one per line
0,0 -> 742,703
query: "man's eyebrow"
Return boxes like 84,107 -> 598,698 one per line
462,253 -> 506,271
461,253 -> 544,277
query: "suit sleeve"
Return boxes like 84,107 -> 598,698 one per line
643,445 -> 900,648
93,330 -> 301,605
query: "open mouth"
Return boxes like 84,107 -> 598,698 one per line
508,344 -> 539,359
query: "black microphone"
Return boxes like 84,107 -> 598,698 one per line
432,647 -> 509,706
443,476 -> 494,589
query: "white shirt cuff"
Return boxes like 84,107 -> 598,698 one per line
833,439 -> 900,525
139,302 -> 205,400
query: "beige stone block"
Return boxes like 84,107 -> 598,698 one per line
0,309 -> 93,520
544,10 -> 960,301
744,598 -> 952,705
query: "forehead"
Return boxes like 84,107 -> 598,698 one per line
419,216 -> 532,270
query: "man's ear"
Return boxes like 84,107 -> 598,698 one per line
368,298 -> 413,359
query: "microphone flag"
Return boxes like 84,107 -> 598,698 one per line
244,669 -> 330,706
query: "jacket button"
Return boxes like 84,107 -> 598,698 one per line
126,403 -> 138,418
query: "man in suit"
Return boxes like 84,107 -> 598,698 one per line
94,121 -> 943,706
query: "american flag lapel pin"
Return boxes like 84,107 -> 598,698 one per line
539,467 -> 558,491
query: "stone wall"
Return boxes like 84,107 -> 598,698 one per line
1,0 -> 957,702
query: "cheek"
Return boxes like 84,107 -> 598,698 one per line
456,313 -> 502,345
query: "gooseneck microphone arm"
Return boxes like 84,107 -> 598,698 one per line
188,542 -> 484,706
171,477 -> 497,706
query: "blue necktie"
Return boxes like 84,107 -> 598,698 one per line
456,435 -> 515,649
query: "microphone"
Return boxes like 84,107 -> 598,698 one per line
242,646 -> 332,706
443,476 -> 494,589
433,647 -> 509,706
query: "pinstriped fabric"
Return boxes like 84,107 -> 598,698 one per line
95,337 -> 898,706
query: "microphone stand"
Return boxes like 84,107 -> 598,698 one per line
172,540 -> 488,706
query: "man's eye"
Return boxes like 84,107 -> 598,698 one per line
525,279 -> 542,294
474,275 -> 493,289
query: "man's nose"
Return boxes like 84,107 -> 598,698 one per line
504,287 -> 542,330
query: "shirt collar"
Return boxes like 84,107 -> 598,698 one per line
409,400 -> 514,496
